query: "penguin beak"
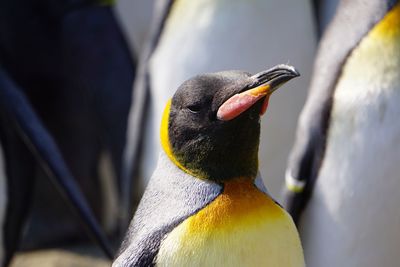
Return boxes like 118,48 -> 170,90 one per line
216,64 -> 299,121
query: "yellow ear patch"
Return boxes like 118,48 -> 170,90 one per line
160,100 -> 193,175
372,2 -> 400,40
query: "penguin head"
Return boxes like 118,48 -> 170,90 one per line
161,64 -> 299,182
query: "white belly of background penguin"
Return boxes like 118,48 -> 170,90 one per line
302,4 -> 400,266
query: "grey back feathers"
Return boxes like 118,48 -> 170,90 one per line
284,0 -> 397,223
114,152 -> 222,266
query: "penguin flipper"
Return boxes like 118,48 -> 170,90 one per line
0,69 -> 113,258
283,0 -> 397,225
121,0 -> 175,228
114,152 -> 222,266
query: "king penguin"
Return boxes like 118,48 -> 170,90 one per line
114,65 -> 304,266
284,1 -> 400,266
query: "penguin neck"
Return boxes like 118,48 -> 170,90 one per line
160,143 -> 258,183
161,131 -> 260,181
157,150 -> 269,199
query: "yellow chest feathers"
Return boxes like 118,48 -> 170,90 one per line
156,180 -> 304,267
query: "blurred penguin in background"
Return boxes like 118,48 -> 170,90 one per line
284,1 -> 400,266
0,68 -> 112,266
122,0 -> 317,226
0,0 -> 135,248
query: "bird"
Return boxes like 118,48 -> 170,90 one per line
122,0 -> 316,230
0,0 -> 135,246
284,0 -> 400,266
114,64 -> 304,266
0,68 -> 113,265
